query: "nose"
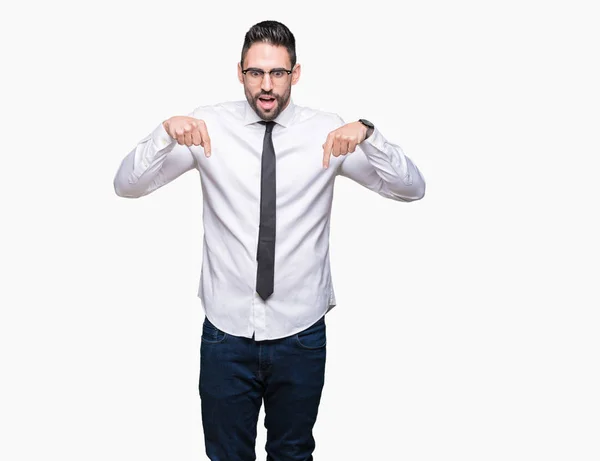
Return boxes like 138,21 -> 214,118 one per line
260,73 -> 273,92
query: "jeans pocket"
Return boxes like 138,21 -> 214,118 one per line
201,317 -> 227,344
295,316 -> 326,350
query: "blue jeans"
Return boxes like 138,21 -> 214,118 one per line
199,315 -> 327,461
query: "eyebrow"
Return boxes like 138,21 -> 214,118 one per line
245,67 -> 288,71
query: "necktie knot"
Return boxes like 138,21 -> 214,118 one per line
260,120 -> 276,133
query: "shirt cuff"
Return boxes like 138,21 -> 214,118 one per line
358,126 -> 409,183
130,122 -> 176,181
152,121 -> 176,150
361,126 -> 386,154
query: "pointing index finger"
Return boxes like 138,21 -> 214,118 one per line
198,121 -> 211,156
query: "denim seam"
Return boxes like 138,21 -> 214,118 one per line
201,333 -> 228,344
294,319 -> 326,349
202,318 -> 228,344
294,334 -> 326,349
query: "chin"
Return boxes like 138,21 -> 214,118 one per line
256,105 -> 278,120
260,113 -> 277,121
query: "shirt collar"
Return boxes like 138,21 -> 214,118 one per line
243,97 -> 296,128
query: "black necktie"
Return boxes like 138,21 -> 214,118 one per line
256,121 -> 276,300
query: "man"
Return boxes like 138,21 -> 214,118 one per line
114,19 -> 425,461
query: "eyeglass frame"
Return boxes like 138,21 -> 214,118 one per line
241,67 -> 294,83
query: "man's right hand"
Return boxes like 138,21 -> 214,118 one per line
163,116 -> 212,157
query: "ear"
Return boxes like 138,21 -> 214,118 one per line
291,63 -> 301,86
237,62 -> 244,84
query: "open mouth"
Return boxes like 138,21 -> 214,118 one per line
258,96 -> 276,110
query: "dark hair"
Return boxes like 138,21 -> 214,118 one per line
240,20 -> 296,69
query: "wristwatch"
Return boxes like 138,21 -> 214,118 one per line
358,119 -> 375,138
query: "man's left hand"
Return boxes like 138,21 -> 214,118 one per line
322,121 -> 369,168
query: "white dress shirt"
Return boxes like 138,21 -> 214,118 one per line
113,98 -> 425,340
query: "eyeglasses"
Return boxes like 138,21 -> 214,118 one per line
242,67 -> 293,84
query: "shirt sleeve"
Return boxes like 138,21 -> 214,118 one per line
335,116 -> 426,202
113,111 -> 198,198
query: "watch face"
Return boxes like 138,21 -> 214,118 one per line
359,119 -> 374,128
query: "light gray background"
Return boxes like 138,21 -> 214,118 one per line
1,0 -> 599,459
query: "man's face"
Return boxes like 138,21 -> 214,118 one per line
238,42 -> 301,121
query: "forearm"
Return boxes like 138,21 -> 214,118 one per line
113,121 -> 196,198
338,125 -> 426,202
359,127 -> 426,201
